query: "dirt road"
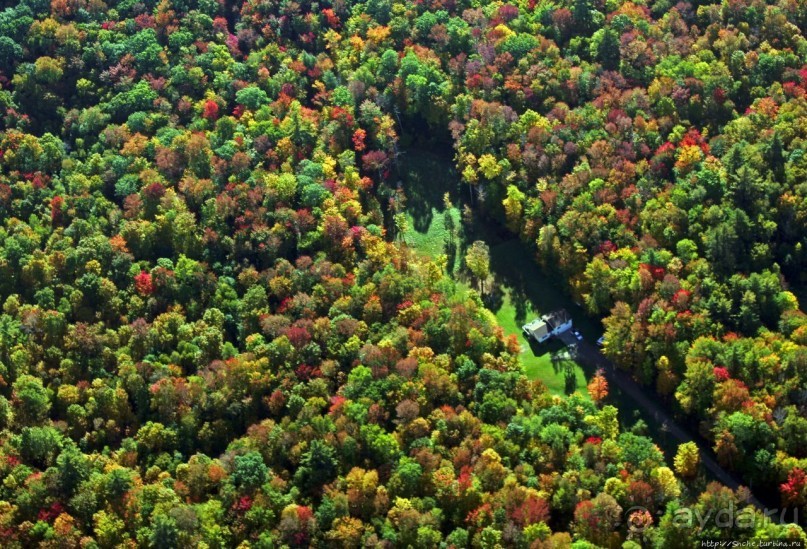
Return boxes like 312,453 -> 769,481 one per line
557,331 -> 767,512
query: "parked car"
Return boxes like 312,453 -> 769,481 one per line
597,336 -> 606,347
573,330 -> 583,341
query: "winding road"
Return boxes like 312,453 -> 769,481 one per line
396,147 -> 773,516
556,331 -> 767,512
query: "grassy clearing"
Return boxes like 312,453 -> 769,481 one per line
399,152 -> 590,398
401,206 -> 463,273
495,291 -> 589,397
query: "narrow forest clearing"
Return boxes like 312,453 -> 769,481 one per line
399,151 -> 589,398
396,152 -> 774,502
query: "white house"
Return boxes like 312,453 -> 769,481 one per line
544,309 -> 573,336
522,309 -> 573,343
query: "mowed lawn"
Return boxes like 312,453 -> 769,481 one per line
401,204 -> 464,273
400,152 -> 589,398
494,292 -> 589,398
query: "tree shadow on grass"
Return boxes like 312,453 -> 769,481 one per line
485,240 -> 571,317
550,347 -> 569,376
523,336 -> 584,396
398,149 -> 461,233
512,288 -> 529,325
550,347 -> 580,395
397,145 -> 596,338
564,367 -> 578,395
482,283 -> 505,313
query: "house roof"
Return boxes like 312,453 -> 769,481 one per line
523,319 -> 549,338
543,309 -> 571,330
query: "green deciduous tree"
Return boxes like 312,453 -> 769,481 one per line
465,240 -> 490,293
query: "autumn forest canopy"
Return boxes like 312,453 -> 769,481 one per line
0,0 -> 807,546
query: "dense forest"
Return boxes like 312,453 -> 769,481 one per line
0,0 -> 806,546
